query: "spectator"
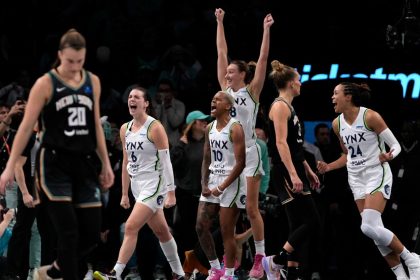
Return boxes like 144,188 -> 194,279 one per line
255,127 -> 270,195
153,79 -> 186,148
391,120 -> 420,252
171,110 -> 212,263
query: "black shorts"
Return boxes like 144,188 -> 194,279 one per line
270,162 -> 311,205
35,146 -> 102,208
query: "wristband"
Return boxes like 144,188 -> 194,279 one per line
216,186 -> 224,193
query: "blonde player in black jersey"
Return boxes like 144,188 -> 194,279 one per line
264,61 -> 321,280
215,9 -> 274,279
0,29 -> 114,280
317,82 -> 420,280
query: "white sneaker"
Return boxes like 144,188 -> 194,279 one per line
405,253 -> 420,280
84,269 -> 94,280
261,255 -> 285,280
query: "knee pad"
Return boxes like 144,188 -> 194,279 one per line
373,218 -> 393,256
360,209 -> 393,246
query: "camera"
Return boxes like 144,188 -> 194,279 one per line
258,193 -> 281,217
1,207 -> 17,216
16,97 -> 25,105
0,207 -> 10,215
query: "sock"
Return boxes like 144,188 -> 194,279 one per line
113,262 -> 126,277
160,238 -> 185,276
254,240 -> 265,255
209,259 -> 222,269
391,263 -> 407,278
225,267 -> 235,276
273,248 -> 289,266
399,247 -> 412,261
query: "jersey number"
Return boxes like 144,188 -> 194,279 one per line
212,150 -> 223,162
349,145 -> 363,158
229,107 -> 237,117
68,107 -> 86,126
131,152 -> 138,162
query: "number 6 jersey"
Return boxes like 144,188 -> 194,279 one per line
125,116 -> 161,177
338,107 -> 385,171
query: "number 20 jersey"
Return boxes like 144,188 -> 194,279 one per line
40,70 -> 96,153
338,107 -> 385,172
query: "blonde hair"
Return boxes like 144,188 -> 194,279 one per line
269,60 -> 297,90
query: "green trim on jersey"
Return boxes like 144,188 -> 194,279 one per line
142,175 -> 163,202
154,150 -> 159,171
337,116 -> 341,132
245,86 -> 259,105
228,176 -> 241,208
376,135 -> 383,153
252,143 -> 262,177
147,120 -> 157,143
207,121 -> 216,136
228,121 -> 241,142
363,109 -> 374,131
370,164 -> 386,195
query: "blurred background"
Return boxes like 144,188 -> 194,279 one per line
0,0 -> 419,129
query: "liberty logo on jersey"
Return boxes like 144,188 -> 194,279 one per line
84,86 -> 93,94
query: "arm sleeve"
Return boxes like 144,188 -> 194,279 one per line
379,128 -> 401,159
158,149 -> 176,191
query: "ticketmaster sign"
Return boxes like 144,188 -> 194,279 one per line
300,64 -> 420,99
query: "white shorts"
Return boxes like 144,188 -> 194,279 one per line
348,163 -> 393,201
130,172 -> 167,213
200,173 -> 246,209
243,143 -> 265,177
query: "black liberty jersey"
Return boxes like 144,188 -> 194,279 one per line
40,70 -> 96,153
268,97 -> 305,165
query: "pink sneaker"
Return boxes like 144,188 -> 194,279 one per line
249,254 -> 264,278
206,268 -> 224,280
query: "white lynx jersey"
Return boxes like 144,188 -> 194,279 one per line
226,86 -> 258,147
125,116 -> 161,177
208,118 -> 241,176
339,107 -> 385,171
